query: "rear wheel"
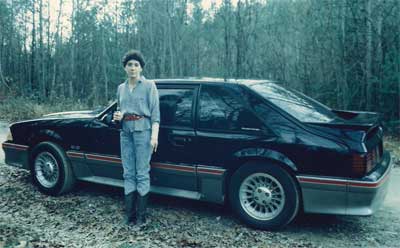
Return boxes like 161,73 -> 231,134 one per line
229,162 -> 299,230
31,142 -> 76,195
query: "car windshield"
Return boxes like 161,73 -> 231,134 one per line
248,82 -> 337,123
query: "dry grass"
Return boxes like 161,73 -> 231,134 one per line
0,96 -> 91,122
385,136 -> 400,168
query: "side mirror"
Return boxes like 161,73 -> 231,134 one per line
103,112 -> 121,129
104,112 -> 114,125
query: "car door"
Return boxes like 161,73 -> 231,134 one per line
195,84 -> 272,169
85,103 -> 123,180
150,84 -> 199,191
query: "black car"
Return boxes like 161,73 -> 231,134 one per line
2,78 -> 392,230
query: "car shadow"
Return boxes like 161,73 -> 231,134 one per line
73,181 -> 367,233
284,212 -> 366,234
74,181 -> 230,215
73,181 -> 123,199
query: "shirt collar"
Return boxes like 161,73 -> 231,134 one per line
124,76 -> 144,86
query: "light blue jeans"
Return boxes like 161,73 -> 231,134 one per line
120,130 -> 152,196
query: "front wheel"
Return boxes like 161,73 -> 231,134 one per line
229,162 -> 299,230
31,142 -> 76,196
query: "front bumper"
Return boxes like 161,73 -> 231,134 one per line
2,141 -> 30,170
297,150 -> 392,215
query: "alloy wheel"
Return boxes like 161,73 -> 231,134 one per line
239,173 -> 285,221
34,151 -> 60,188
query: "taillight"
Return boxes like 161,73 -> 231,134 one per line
352,154 -> 367,177
352,146 -> 380,177
366,152 -> 373,172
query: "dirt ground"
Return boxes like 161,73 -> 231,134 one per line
1,121 -> 400,248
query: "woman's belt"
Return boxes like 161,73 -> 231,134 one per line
124,114 -> 143,121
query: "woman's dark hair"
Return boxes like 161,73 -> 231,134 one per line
122,50 -> 146,68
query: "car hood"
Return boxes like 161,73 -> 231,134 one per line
41,110 -> 98,119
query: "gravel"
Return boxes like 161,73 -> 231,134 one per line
1,121 -> 399,248
1,164 -> 400,248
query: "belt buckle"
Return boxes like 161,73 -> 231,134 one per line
125,114 -> 142,121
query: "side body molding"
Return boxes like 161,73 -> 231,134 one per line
234,148 -> 298,172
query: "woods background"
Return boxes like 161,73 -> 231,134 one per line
0,0 -> 399,131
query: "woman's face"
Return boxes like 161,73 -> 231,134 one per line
124,59 -> 142,79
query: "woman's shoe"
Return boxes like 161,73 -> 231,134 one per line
137,193 -> 148,225
124,191 -> 137,225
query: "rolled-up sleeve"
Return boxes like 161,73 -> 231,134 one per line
149,81 -> 160,124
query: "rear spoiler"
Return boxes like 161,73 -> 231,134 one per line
331,110 -> 382,133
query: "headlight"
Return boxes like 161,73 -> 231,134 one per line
6,130 -> 13,141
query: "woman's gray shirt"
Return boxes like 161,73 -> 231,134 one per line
117,76 -> 160,132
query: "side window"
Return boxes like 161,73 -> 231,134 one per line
250,97 -> 294,133
159,88 -> 194,127
198,85 -> 263,131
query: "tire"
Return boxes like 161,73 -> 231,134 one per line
30,142 -> 76,196
229,162 -> 299,230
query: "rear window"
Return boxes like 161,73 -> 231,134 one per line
248,82 -> 337,123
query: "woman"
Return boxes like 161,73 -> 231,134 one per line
113,50 -> 160,225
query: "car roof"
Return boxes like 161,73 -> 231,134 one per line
154,77 -> 275,86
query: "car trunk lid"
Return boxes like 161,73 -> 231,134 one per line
306,110 -> 384,177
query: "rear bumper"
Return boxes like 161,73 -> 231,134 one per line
346,151 -> 392,215
297,150 -> 392,215
2,141 -> 30,170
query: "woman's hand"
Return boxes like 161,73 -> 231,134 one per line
151,123 -> 160,153
113,111 -> 123,121
151,138 -> 158,153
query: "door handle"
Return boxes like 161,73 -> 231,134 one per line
170,136 -> 192,147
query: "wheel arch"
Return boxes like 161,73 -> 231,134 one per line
227,158 -> 302,229
226,148 -> 300,189
28,129 -> 63,144
27,129 -> 65,164
226,156 -> 301,197
233,148 -> 298,172
29,140 -> 76,195
225,149 -> 304,214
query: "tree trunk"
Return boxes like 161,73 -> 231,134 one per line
365,0 -> 372,110
70,0 -> 76,98
161,23 -> 167,77
222,0 -> 232,80
0,30 -> 10,91
101,30 -> 109,101
167,1 -> 175,77
50,0 -> 64,100
376,0 -> 383,109
9,0 -> 15,84
46,0 -> 51,98
31,1 -> 37,92
39,0 -> 45,99
235,0 -> 243,79
23,5 -> 29,96
340,0 -> 349,109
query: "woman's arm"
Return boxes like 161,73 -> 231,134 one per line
149,81 -> 160,125
113,85 -> 123,121
149,81 -> 160,152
